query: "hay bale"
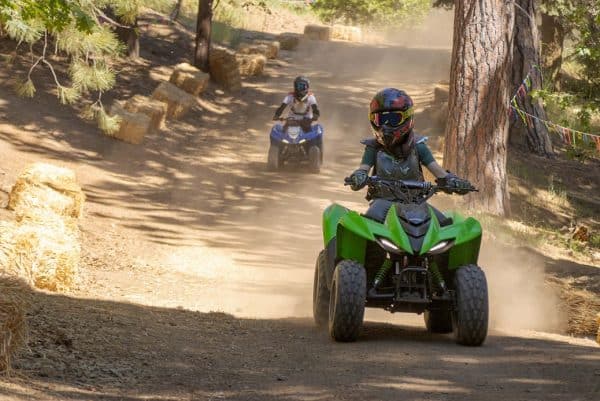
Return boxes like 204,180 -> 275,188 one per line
169,63 -> 210,96
152,82 -> 197,119
304,24 -> 331,41
0,221 -> 16,273
0,275 -> 32,372
237,43 -> 270,58
8,163 -> 85,219
249,40 -> 280,59
10,214 -> 80,292
332,25 -> 362,42
209,46 -> 242,92
124,95 -> 167,131
597,313 -> 600,345
109,102 -> 152,144
278,33 -> 300,50
236,54 -> 266,77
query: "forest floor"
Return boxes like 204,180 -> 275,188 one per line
0,9 -> 599,401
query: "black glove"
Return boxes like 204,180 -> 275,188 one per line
437,172 -> 473,195
273,115 -> 280,121
348,169 -> 368,191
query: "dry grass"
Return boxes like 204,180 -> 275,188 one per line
0,274 -> 32,373
549,278 -> 600,337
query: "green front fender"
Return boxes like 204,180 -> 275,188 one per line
420,211 -> 482,269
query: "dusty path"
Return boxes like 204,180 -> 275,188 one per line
0,19 -> 598,401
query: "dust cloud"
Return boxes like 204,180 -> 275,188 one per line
481,244 -> 567,333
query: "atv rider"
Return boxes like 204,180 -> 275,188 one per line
273,76 -> 321,132
347,88 -> 473,223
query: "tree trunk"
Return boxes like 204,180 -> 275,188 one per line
194,0 -> 213,73
540,12 -> 564,91
170,0 -> 184,22
510,0 -> 554,157
116,18 -> 140,59
443,0 -> 514,216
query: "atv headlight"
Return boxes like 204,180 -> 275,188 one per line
376,237 -> 401,253
428,240 -> 454,255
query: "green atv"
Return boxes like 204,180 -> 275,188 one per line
313,176 -> 488,346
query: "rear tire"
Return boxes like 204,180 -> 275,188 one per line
308,146 -> 321,173
424,309 -> 453,333
328,260 -> 366,342
313,250 -> 330,328
452,265 -> 489,346
267,145 -> 280,171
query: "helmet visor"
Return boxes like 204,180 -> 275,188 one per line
370,108 -> 413,128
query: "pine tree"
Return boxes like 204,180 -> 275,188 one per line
0,1 -> 143,135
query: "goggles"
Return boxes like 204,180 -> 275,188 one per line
295,82 -> 308,91
370,108 -> 414,128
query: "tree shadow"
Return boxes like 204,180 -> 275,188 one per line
0,291 -> 597,401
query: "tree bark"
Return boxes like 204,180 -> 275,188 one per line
540,12 -> 564,91
116,18 -> 139,59
170,0 -> 184,22
510,0 -> 554,157
194,0 -> 213,73
443,0 -> 514,216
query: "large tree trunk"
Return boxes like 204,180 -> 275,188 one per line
540,12 -> 564,91
194,0 -> 213,73
170,0 -> 184,22
510,0 -> 554,157
443,0 -> 514,216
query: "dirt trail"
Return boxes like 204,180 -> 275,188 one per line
0,16 -> 599,401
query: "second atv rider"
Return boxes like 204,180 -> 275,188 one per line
273,76 -> 321,131
348,88 -> 473,222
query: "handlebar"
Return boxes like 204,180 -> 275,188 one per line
344,175 -> 478,195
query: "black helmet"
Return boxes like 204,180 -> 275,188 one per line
293,76 -> 310,101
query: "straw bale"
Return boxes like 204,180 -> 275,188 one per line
238,43 -> 270,58
109,102 -> 151,144
8,163 -> 85,219
236,54 -> 266,77
304,25 -> 331,41
169,63 -> 210,96
0,221 -> 16,273
332,25 -> 362,42
278,33 -> 300,50
152,82 -> 197,120
209,46 -> 242,92
10,215 -> 80,292
0,274 -> 32,372
252,40 -> 280,59
124,95 -> 167,131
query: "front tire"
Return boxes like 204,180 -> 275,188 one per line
308,146 -> 321,174
328,260 -> 366,342
452,265 -> 489,346
267,145 -> 280,171
313,250 -> 330,327
424,309 -> 453,333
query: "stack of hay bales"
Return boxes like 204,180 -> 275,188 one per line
152,82 -> 197,119
304,24 -> 331,41
236,54 -> 267,77
123,95 -> 168,132
332,25 -> 363,42
0,274 -> 32,372
278,33 -> 301,51
4,163 -> 84,292
169,63 -> 210,96
109,102 -> 152,145
209,45 -> 242,92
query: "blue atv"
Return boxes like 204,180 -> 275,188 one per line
268,117 -> 324,173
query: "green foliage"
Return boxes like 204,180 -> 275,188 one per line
312,0 -> 431,26
0,0 -> 145,135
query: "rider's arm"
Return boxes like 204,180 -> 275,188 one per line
273,103 -> 287,120
417,142 -> 448,179
359,145 -> 376,172
311,104 -> 320,121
